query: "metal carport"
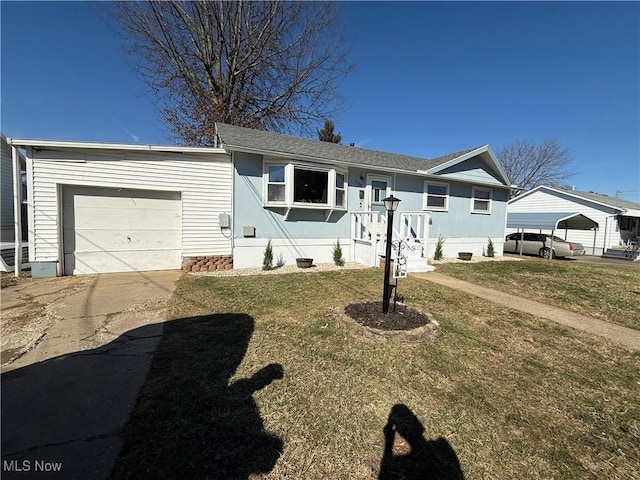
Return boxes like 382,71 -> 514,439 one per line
506,212 -> 600,257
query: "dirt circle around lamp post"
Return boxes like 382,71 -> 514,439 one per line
334,301 -> 440,344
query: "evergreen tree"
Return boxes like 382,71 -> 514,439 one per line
317,120 -> 342,144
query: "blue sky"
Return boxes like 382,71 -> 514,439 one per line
2,1 -> 639,202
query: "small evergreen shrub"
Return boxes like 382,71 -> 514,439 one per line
487,237 -> 495,257
262,239 -> 274,271
434,236 -> 445,261
333,240 -> 345,266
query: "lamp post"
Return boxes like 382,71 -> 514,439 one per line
382,195 -> 401,314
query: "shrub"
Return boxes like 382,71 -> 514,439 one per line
262,239 -> 274,271
434,235 -> 445,261
333,240 -> 345,266
487,237 -> 495,257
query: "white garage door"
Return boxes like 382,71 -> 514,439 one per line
63,186 -> 182,275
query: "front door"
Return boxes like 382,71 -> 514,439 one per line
366,174 -> 392,215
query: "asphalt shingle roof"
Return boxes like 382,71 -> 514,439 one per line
215,123 -> 481,173
554,187 -> 640,211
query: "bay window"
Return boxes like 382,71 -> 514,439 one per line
267,165 -> 286,203
294,167 -> 328,204
335,172 -> 346,208
263,161 -> 347,210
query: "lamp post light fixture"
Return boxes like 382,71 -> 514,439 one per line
382,195 -> 401,314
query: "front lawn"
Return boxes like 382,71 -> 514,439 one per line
435,258 -> 640,331
113,268 -> 639,479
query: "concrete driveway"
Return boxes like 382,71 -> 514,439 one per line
1,270 -> 182,479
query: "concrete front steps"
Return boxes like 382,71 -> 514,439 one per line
378,238 -> 435,273
406,256 -> 435,273
602,247 -> 639,261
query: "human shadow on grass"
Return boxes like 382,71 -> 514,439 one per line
379,404 -> 465,480
112,313 -> 284,479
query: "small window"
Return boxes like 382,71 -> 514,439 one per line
294,168 -> 328,204
371,180 -> 388,204
335,172 -> 346,207
267,165 -> 286,202
472,187 -> 492,214
424,182 -> 449,211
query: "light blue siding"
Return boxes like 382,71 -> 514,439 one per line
233,153 -> 508,241
433,156 -> 505,186
429,183 -> 508,238
232,152 -> 349,239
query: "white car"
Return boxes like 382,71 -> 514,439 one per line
504,233 -> 585,259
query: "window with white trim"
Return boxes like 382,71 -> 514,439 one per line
471,187 -> 492,214
294,167 -> 328,204
266,164 -> 286,203
424,182 -> 449,211
263,161 -> 347,209
335,172 -> 346,208
371,180 -> 388,204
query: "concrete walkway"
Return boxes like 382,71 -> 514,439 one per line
412,272 -> 640,352
1,270 -> 182,479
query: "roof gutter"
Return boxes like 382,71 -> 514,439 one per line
7,138 -> 228,155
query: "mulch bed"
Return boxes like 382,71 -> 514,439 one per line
344,301 -> 430,331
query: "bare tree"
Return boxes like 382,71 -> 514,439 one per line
495,138 -> 574,196
103,1 -> 351,145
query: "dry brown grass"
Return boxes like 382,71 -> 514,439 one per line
435,258 -> 640,330
114,268 -> 640,479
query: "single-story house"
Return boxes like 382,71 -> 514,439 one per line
507,185 -> 640,256
1,133 -> 28,272
8,123 -> 512,277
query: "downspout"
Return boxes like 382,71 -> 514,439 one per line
12,146 -> 22,276
231,151 -> 236,262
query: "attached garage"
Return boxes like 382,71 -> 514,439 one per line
62,186 -> 182,275
8,138 -> 232,277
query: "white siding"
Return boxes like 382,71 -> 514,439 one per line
508,189 -> 620,254
29,148 -> 232,264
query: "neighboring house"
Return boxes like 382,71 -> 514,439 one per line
1,134 -> 28,272
9,123 -> 512,277
507,185 -> 640,256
